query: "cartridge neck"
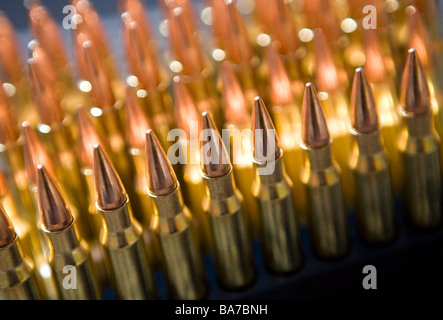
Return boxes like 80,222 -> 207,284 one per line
252,153 -> 286,184
149,184 -> 186,220
301,143 -> 334,171
0,236 -> 26,270
351,129 -> 383,155
400,110 -> 434,137
96,196 -> 135,234
43,219 -> 83,254
201,169 -> 236,200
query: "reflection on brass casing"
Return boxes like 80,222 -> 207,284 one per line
150,184 -> 207,300
0,235 -> 41,300
398,111 -> 442,228
252,154 -> 302,273
300,144 -> 349,259
349,130 -> 396,243
43,219 -> 101,300
202,169 -> 255,289
97,196 -> 155,300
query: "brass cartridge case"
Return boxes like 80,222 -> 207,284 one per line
398,111 -> 441,228
98,196 -> 155,300
150,184 -> 207,300
202,169 -> 255,289
349,130 -> 396,243
0,235 -> 41,300
252,154 -> 302,273
43,219 -> 101,300
300,144 -> 349,259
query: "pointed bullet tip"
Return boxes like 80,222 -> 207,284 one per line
401,48 -> 431,115
351,68 -> 379,133
36,164 -> 72,232
301,83 -> 330,148
145,130 -> 177,195
200,112 -> 231,178
93,144 -> 127,210
251,97 -> 281,161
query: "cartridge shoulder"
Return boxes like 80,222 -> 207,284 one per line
349,151 -> 390,172
202,190 -> 244,217
397,132 -> 440,155
251,176 -> 293,201
0,256 -> 35,288
300,165 -> 341,188
151,208 -> 194,236
101,220 -> 144,249
49,240 -> 91,269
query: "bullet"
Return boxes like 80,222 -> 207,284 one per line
0,12 -> 26,92
76,106 -> 107,236
220,62 -> 259,238
124,86 -> 154,226
257,0 -> 304,99
211,0 -> 260,106
349,68 -> 396,244
36,165 -> 101,300
173,77 -> 210,252
26,2 -> 72,87
22,121 -> 91,245
80,40 -> 137,208
313,28 -> 353,207
93,144 -> 156,300
0,203 -> 41,300
121,13 -> 174,149
300,83 -> 349,259
146,130 -> 206,300
407,6 -> 443,177
362,28 -> 402,193
72,0 -> 118,81
124,86 -> 161,271
76,106 -> 111,289
166,3 -> 220,126
251,97 -> 302,273
398,49 -> 441,228
266,43 -> 306,222
0,84 -> 35,225
200,112 -> 255,289
28,54 -> 93,242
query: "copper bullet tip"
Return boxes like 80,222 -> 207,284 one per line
173,76 -> 199,135
22,122 -> 56,187
0,170 -> 8,198
314,28 -> 340,92
252,97 -> 281,161
200,111 -> 231,178
82,39 -> 115,108
401,48 -> 431,115
125,86 -> 151,149
0,203 -> 15,248
93,144 -> 127,210
221,61 -> 249,126
28,52 -> 64,125
76,106 -> 104,169
145,129 -> 177,196
267,42 -> 294,106
350,68 -> 379,133
301,83 -> 330,148
36,164 -> 73,232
